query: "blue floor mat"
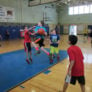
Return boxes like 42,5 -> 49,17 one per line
0,48 -> 68,92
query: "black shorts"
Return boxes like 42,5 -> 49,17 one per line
37,38 -> 44,47
25,42 -> 31,52
70,76 -> 85,85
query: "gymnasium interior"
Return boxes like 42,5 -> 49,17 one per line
0,0 -> 92,92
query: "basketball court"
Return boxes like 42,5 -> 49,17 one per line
0,0 -> 92,92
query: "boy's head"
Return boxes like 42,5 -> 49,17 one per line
24,26 -> 28,30
68,35 -> 78,45
24,26 -> 30,34
51,29 -> 56,35
38,22 -> 42,26
38,21 -> 44,26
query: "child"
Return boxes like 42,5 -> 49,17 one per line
33,21 -> 49,56
24,26 -> 32,64
49,29 -> 60,64
61,35 -> 85,92
34,21 -> 47,47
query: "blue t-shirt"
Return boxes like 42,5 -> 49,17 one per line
50,34 -> 60,47
34,26 -> 47,39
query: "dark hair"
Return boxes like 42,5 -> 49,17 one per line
40,20 -> 44,26
24,25 -> 27,29
69,35 -> 78,45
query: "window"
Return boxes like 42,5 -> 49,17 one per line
79,5 -> 84,14
74,6 -> 78,14
84,5 -> 89,14
89,4 -> 92,13
68,4 -> 92,15
69,7 -> 74,15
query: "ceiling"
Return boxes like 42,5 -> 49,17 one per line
56,0 -> 92,6
28,0 -> 92,7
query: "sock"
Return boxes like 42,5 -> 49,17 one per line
35,47 -> 39,51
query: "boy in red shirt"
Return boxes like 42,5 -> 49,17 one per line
24,27 -> 32,64
61,35 -> 85,92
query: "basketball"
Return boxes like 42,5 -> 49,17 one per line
38,28 -> 45,35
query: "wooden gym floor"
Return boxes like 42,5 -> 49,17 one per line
0,35 -> 92,92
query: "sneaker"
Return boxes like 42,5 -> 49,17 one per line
50,59 -> 53,64
26,59 -> 30,64
57,56 -> 60,61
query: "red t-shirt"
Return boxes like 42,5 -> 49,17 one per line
24,29 -> 31,43
67,45 -> 84,76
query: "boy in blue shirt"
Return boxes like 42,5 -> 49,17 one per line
49,29 -> 60,64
